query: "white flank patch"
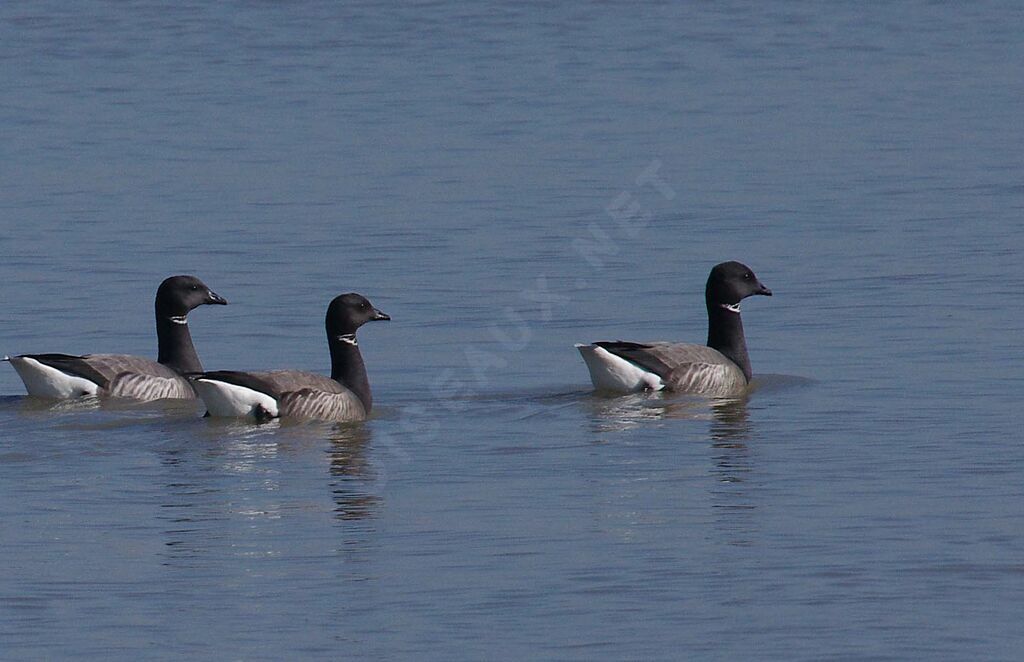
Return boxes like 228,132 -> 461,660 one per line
575,344 -> 664,394
8,356 -> 100,399
194,378 -> 279,418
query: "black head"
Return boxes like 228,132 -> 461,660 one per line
325,293 -> 390,336
705,261 -> 772,306
155,275 -> 228,317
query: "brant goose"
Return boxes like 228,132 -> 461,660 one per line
192,293 -> 388,422
576,261 -> 771,396
4,275 -> 227,401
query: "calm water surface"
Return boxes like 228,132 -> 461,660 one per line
2,2 -> 1023,660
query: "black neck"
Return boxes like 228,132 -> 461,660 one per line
156,315 -> 204,374
328,333 -> 372,412
706,301 -> 752,382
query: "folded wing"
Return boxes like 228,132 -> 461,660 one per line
595,341 -> 747,396
193,369 -> 366,422
8,352 -> 194,401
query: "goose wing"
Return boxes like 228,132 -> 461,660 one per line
13,353 -> 112,387
593,342 -> 730,376
20,353 -> 181,387
192,370 -> 353,420
246,370 -> 349,397
84,353 -> 183,382
7,352 -> 195,400
595,341 -> 747,396
192,370 -> 287,399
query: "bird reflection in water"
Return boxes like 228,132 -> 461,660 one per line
583,390 -> 758,546
155,420 -> 381,566
157,421 -> 283,565
582,390 -> 750,437
706,397 -> 757,547
326,423 -> 380,522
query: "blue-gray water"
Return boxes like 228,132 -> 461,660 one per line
2,2 -> 1023,659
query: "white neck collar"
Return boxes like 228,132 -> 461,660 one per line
167,315 -> 188,325
719,303 -> 741,314
335,333 -> 358,346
